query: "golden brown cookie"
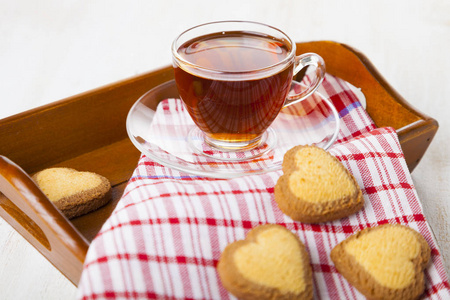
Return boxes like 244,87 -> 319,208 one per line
217,224 -> 313,300
331,224 -> 431,300
274,145 -> 363,223
33,167 -> 111,219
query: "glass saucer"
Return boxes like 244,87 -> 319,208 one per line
126,80 -> 340,179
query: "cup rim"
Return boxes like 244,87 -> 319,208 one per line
171,20 -> 296,75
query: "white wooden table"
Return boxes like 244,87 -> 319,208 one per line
1,0 -> 449,299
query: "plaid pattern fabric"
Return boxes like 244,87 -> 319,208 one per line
77,75 -> 450,299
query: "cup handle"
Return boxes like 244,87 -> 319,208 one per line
284,53 -> 326,107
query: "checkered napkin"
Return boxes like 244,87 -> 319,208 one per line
77,75 -> 450,299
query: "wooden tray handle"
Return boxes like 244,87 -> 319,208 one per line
297,41 -> 438,171
0,155 -> 89,285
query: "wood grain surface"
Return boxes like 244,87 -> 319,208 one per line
1,0 -> 449,299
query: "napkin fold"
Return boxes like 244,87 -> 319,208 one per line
77,74 -> 450,299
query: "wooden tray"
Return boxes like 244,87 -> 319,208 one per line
0,41 -> 438,286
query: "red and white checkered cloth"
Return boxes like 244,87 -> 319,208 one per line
77,74 -> 450,299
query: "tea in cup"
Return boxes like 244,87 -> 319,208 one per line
172,21 -> 325,152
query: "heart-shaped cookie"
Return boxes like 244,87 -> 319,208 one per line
33,167 -> 111,219
217,224 -> 313,300
331,224 -> 431,300
275,145 -> 363,223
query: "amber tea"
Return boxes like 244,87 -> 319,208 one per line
172,21 -> 325,153
174,31 -> 294,148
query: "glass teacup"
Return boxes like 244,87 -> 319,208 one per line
172,20 -> 326,152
